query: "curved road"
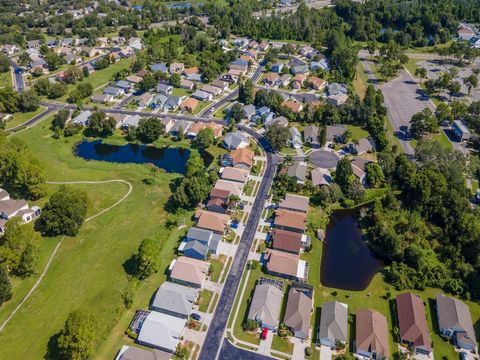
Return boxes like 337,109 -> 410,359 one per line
199,126 -> 281,360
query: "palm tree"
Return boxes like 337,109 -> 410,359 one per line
463,75 -> 478,96
415,67 -> 427,84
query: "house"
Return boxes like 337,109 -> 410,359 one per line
156,84 -> 173,95
283,100 -> 304,114
264,72 -> 280,86
308,76 -> 326,91
192,90 -> 213,102
151,282 -> 198,318
352,164 -> 366,185
279,194 -> 309,213
326,125 -> 346,142
187,73 -> 203,82
242,104 -> 257,120
318,301 -> 348,347
230,148 -> 255,170
114,345 -> 170,360
327,94 -> 349,107
169,120 -> 191,137
396,293 -> 432,355
264,116 -> 288,128
284,285 -> 313,339
179,79 -> 194,90
355,309 -> 390,360
0,189 -> 40,233
289,127 -> 302,149
292,74 -> 306,89
221,167 -> 249,184
185,227 -> 222,252
164,95 -> 184,111
458,25 -> 476,41
102,86 -> 122,98
211,79 -> 229,92
206,197 -> 227,214
72,110 -> 92,125
91,93 -> 113,103
229,59 -> 249,72
186,121 -> 205,138
287,161 -> 308,184
270,63 -> 284,73
247,278 -> 283,330
79,63 -> 94,75
120,115 -> 142,129
209,188 -> 230,202
311,168 -> 332,186
150,63 -> 168,73
223,131 -> 249,150
27,40 -> 41,49
310,59 -> 329,71
169,62 -> 184,73
152,94 -> 168,109
221,73 -> 238,84
201,84 -> 221,96
1,44 -> 17,55
183,67 -> 199,76
276,74 -> 291,87
259,41 -> 270,51
207,122 -> 223,138
128,37 -> 143,51
304,126 -> 319,147
271,228 -> 305,254
452,120 -> 471,142
180,98 -> 199,114
292,65 -> 309,75
195,210 -> 230,234
436,294 -> 476,351
264,249 -> 307,281
138,92 -> 155,107
214,179 -> 242,198
240,54 -> 253,63
115,80 -> 132,93
274,209 -> 307,233
161,117 -> 175,133
169,256 -> 209,288
349,137 -> 375,155
328,83 -> 348,96
248,40 -> 259,49
136,311 -> 185,353
126,75 -> 143,84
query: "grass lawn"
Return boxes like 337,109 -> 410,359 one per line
244,180 -> 255,196
404,58 -> 421,76
0,114 -> 193,360
5,106 -> 47,130
220,257 -> 232,283
198,289 -> 214,313
192,100 -> 213,115
406,41 -> 452,55
0,70 -> 12,89
346,125 -> 369,142
172,87 -> 191,97
209,255 -> 226,283
384,116 -> 403,154
271,335 -> 294,355
411,130 -> 452,150
352,63 -> 369,99
209,293 -> 219,313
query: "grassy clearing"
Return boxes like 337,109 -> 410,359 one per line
192,100 -> 213,115
5,106 -> 47,130
0,70 -> 12,89
353,63 -> 369,99
210,255 -> 226,283
346,125 -> 369,141
0,115 -> 192,360
411,130 -> 452,150
198,289 -> 214,313
220,257 -> 232,283
209,293 -> 219,314
271,335 -> 294,354
404,58 -> 421,76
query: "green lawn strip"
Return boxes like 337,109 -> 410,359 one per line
209,255 -> 226,283
172,87 -> 191,97
346,125 -> 369,142
208,292 -> 219,313
352,63 -> 369,99
384,116 -> 403,153
198,289 -> 214,312
0,70 -> 12,89
227,267 -> 249,329
404,58 -> 421,76
411,131 -> 452,150
220,257 -> 232,283
271,334 -> 294,355
5,106 -> 47,130
192,100 -> 213,115
244,180 -> 255,196
0,118 -> 192,360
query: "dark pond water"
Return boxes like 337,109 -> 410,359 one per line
75,140 -> 192,174
320,208 -> 383,291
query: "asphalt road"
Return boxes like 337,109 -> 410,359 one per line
9,59 -> 26,93
198,125 -> 281,360
217,339 -> 274,360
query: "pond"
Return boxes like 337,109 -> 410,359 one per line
75,140 -> 192,174
320,208 -> 383,291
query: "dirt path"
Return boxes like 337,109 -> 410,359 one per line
0,180 -> 133,332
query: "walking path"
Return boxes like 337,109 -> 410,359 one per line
0,179 -> 133,333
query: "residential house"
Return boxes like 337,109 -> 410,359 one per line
150,282 -> 198,319
328,83 -> 348,96
169,256 -> 209,288
114,345 -> 169,360
271,229 -> 306,254
396,293 -> 432,355
310,59 -> 329,71
211,79 -> 229,92
311,168 -> 332,187
221,167 -> 249,184
186,121 -> 205,138
284,285 -> 313,339
258,41 -> 270,51
180,98 -> 199,114
318,301 -> 348,347
230,148 -> 255,170
192,90 -> 213,102
150,63 -> 168,73
104,86 -> 124,98
289,127 -> 302,149
187,73 -> 203,82
169,62 -> 184,73
79,63 -> 94,75
137,92 -> 155,107
207,122 -> 223,139
458,25 -> 476,41
228,68 -> 243,78
229,59 -> 248,73
169,120 -> 191,137
326,125 -> 346,142
91,93 -> 113,104
264,116 -> 288,128
279,194 -> 309,213
214,179 -> 242,198
221,73 -> 238,84
179,79 -> 194,90
452,120 -> 471,142
136,311 -> 185,353
283,99 -> 304,114
152,94 -> 168,110
304,125 -> 319,147
247,278 -> 283,330
292,65 -> 309,75
223,131 -> 249,150
2,44 -> 18,55
287,161 -> 308,184
126,75 -> 143,84
292,74 -> 306,89
156,84 -> 173,95
352,164 -> 366,185
72,110 -> 92,125
436,294 -> 476,351
264,249 -> 307,281
120,115 -> 141,129
264,72 -> 280,86
308,76 -> 326,91
27,40 -> 41,49
327,94 -> 349,107
355,309 -> 390,360
270,63 -> 284,73
209,188 -> 230,203
115,80 -> 132,93
164,95 -> 184,111
242,104 -> 256,120
137,69 -> 149,78
201,84 -> 221,96
182,227 -> 221,257
183,67 -> 199,76
195,210 -> 230,235
276,74 -> 291,87
161,117 -> 175,133
0,189 -> 40,233
274,209 -> 307,233
349,137 -> 374,155
206,197 -> 228,215
128,37 -> 143,51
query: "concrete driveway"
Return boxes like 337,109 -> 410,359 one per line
319,345 -> 333,360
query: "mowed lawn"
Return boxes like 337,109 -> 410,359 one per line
0,117 -> 186,359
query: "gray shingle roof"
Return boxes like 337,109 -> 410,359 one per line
151,282 -> 198,317
436,294 -> 476,347
247,282 -> 283,329
319,301 -> 348,343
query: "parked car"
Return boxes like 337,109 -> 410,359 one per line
191,313 -> 201,321
260,328 -> 268,340
231,223 -> 238,229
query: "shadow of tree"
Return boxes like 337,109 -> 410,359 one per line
44,331 -> 61,360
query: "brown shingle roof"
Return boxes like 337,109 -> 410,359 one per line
221,167 -> 249,183
265,249 -> 299,277
209,188 -> 230,200
279,194 -> 309,213
356,309 -> 390,358
284,287 -> 312,338
231,148 -> 254,167
396,293 -> 431,351
170,256 -> 209,286
274,209 -> 307,231
196,210 -> 230,233
271,229 -> 302,253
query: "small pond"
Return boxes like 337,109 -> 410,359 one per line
320,208 -> 383,291
75,140 -> 192,174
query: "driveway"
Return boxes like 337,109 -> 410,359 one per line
258,330 -> 273,355
319,345 -> 333,360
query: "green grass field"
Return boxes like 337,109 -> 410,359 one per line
352,63 -> 369,99
0,115 -> 193,359
0,70 -> 12,89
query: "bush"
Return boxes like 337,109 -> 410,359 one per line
64,123 -> 83,137
242,319 -> 259,331
305,347 -> 312,357
122,278 -> 139,309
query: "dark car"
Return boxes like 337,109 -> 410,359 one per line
260,328 -> 268,340
191,313 -> 201,321
460,352 -> 467,360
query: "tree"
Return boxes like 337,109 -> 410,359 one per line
365,163 -> 385,188
136,117 -> 164,143
48,82 -> 67,99
18,90 -> 39,112
51,109 -> 70,132
38,186 -> 88,237
0,54 -> 10,73
410,108 -> 437,139
136,238 -> 161,279
76,83 -> 93,99
0,266 -> 12,305
265,123 -> 290,150
239,79 -> 254,104
170,72 -> 181,87
415,67 -> 427,83
193,127 -> 214,150
44,52 -> 62,71
434,103 -> 453,126
0,218 -> 41,277
33,78 -> 51,96
57,310 -> 96,360
335,157 -> 353,192
137,73 -> 156,92
448,81 -> 461,99
463,74 -> 478,96
85,111 -> 116,137
318,125 -> 327,147
230,103 -> 244,123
